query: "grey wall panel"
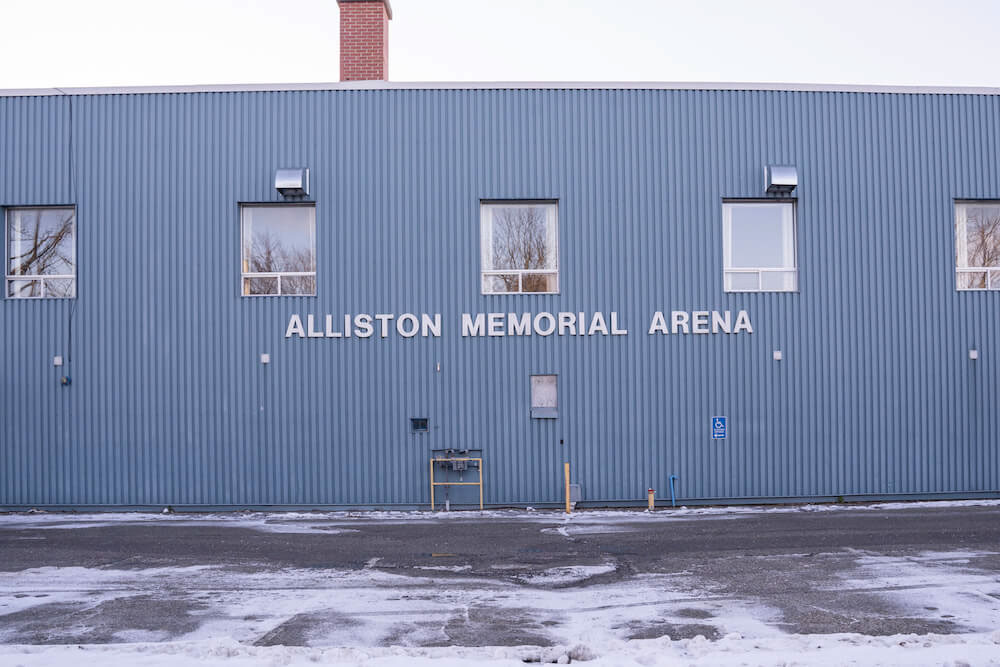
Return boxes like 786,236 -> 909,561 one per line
1,87 -> 997,507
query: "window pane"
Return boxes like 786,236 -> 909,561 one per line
956,204 -> 1000,268
957,272 -> 987,290
522,273 -> 557,293
242,206 -> 316,274
487,205 -> 555,271
725,272 -> 759,291
760,271 -> 797,291
7,208 -> 75,276
243,277 -> 278,295
7,279 -> 41,298
991,270 -> 1000,290
281,275 -> 316,295
531,375 -> 557,409
482,274 -> 519,293
43,278 -> 76,298
728,204 -> 793,268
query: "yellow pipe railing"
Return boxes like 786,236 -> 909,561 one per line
430,458 -> 483,510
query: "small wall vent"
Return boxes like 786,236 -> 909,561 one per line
765,165 -> 797,195
275,168 -> 309,197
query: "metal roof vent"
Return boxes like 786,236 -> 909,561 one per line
765,165 -> 797,195
275,168 -> 309,197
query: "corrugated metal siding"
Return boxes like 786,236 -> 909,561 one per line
1,88 -> 997,507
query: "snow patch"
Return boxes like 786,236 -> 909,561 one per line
518,564 -> 616,586
413,565 -> 472,573
836,550 -> 1000,633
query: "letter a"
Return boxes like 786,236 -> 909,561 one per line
647,311 -> 669,335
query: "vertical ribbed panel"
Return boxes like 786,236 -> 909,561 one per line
1,88 -> 997,507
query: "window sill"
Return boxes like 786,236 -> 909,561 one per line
531,408 -> 558,419
723,289 -> 799,294
240,293 -> 318,298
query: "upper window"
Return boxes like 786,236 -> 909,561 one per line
5,207 -> 76,299
481,201 -> 558,294
955,201 -> 1000,290
241,204 -> 316,296
723,201 -> 797,292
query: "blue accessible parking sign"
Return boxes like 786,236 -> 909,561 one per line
712,416 -> 727,439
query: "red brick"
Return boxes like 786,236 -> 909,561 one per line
338,0 -> 390,81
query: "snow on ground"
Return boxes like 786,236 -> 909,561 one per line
2,631 -> 1000,666
515,564 -> 617,586
2,497 -> 1000,532
837,550 -> 1000,634
2,551 -> 1000,664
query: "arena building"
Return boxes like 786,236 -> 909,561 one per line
2,0 -> 997,509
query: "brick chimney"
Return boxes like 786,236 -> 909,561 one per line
338,0 -> 392,81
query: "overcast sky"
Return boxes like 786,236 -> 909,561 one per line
3,0 -> 1000,89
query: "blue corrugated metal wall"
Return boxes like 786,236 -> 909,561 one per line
1,87 -> 997,507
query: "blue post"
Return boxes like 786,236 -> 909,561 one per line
669,475 -> 679,507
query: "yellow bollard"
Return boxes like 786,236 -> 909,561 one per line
564,463 -> 571,514
647,488 -> 655,511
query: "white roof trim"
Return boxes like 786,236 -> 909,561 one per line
2,81 -> 999,97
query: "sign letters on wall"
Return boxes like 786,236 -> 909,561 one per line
284,310 -> 753,339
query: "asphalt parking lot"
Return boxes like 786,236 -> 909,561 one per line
1,502 -> 999,653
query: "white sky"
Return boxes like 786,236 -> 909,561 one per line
2,0 -> 1000,89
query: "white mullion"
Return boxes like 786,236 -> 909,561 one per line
550,203 -> 559,288
12,210 -> 23,277
783,203 -> 795,269
481,205 -> 494,273
955,204 -> 969,268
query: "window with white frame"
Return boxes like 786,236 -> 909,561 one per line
241,204 -> 316,296
481,201 -> 558,294
530,374 -> 558,419
955,201 -> 1000,290
723,201 -> 797,292
5,206 -> 76,299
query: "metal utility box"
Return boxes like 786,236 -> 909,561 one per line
430,448 -> 483,509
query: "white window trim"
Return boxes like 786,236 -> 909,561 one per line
240,203 -> 317,297
4,206 -> 77,299
955,200 -> 1000,291
480,201 -> 559,295
722,200 -> 798,293
955,267 -> 1000,291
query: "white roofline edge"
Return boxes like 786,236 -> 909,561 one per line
2,81 -> 1000,97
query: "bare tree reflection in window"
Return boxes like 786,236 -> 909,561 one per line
958,206 -> 1000,289
240,205 -> 316,296
6,208 -> 76,298
244,231 -> 315,295
491,206 -> 552,292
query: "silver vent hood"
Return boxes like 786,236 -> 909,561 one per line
275,168 -> 309,197
764,165 -> 797,194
